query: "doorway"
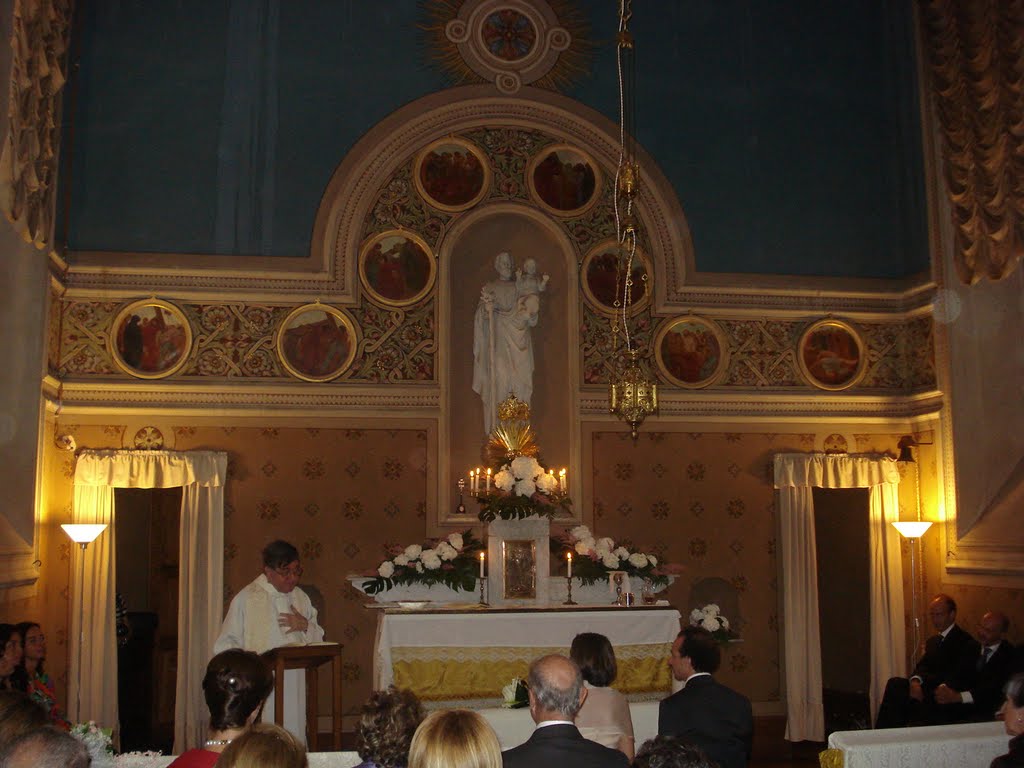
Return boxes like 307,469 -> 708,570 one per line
115,487 -> 183,753
813,487 -> 871,734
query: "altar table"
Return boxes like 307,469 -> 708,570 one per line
372,605 -> 681,703
825,721 -> 1009,768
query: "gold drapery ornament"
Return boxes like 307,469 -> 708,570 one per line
918,0 -> 1024,283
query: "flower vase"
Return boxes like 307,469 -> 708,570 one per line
487,516 -> 550,606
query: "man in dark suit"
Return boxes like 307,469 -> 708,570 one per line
875,593 -> 981,727
658,626 -> 754,768
934,610 -> 1015,721
502,654 -> 628,768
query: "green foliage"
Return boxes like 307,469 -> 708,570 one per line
476,491 -> 571,523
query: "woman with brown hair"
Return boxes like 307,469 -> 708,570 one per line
218,723 -> 308,768
570,632 -> 635,759
16,622 -> 68,728
354,687 -> 425,768
408,709 -> 502,768
168,649 -> 274,768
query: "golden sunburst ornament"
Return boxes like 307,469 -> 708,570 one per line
484,394 -> 539,465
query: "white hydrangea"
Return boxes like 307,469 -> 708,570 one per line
394,554 -> 410,566
628,553 -> 648,568
535,473 -> 558,495
404,544 -> 422,560
447,532 -> 464,550
514,478 -> 536,497
415,562 -> 424,573
703,616 -> 721,632
602,553 -> 620,569
720,616 -> 730,630
510,455 -> 542,480
575,540 -> 592,556
595,537 -> 615,554
378,561 -> 395,578
648,555 -> 658,567
702,604 -> 721,618
494,469 -> 515,492
571,525 -> 592,541
690,608 -> 704,624
614,546 -> 630,559
437,542 -> 457,561
422,552 -> 442,570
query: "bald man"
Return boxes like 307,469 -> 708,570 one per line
934,611 -> 1016,721
502,654 -> 628,768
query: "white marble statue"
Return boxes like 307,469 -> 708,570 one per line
472,251 -> 548,434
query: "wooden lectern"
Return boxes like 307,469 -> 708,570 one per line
264,642 -> 344,750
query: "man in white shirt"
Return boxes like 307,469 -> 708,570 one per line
214,540 -> 324,744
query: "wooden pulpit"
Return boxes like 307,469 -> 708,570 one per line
264,642 -> 344,750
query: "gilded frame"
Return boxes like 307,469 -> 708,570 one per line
413,137 -> 491,213
526,143 -> 601,218
797,318 -> 867,391
358,230 -> 437,308
276,303 -> 359,383
580,238 -> 652,316
109,298 -> 193,380
654,315 -> 730,389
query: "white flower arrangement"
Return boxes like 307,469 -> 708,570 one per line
689,603 -> 739,643
70,722 -> 114,768
477,457 -> 570,522
363,530 -> 482,595
501,677 -> 529,708
560,525 -> 667,586
115,751 -> 165,767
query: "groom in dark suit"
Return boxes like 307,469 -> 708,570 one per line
502,654 -> 628,768
658,626 -> 753,768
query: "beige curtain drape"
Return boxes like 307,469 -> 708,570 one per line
918,0 -> 1024,284
71,450 -> 227,752
774,454 -> 905,742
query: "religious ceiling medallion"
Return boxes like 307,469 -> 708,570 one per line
276,303 -> 359,383
108,298 -> 193,380
581,238 -> 651,317
419,0 -> 593,94
797,318 -> 867,392
654,315 -> 729,390
526,143 -> 601,217
358,230 -> 437,308
413,137 -> 491,213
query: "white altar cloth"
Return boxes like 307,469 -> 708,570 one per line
373,605 -> 681,702
827,721 -> 1009,768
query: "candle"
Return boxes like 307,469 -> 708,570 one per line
567,551 -> 572,578
479,551 -> 486,578
559,468 -> 567,493
476,468 -> 482,494
486,468 -> 492,491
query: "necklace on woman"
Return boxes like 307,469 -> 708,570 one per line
204,739 -> 232,746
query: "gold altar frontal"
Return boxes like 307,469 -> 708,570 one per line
371,604 -> 681,703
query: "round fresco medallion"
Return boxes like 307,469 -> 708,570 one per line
413,138 -> 490,213
277,304 -> 358,383
797,318 -> 866,391
480,8 -> 537,62
358,230 -> 436,307
654,315 -> 729,389
109,298 -> 193,380
581,239 -> 652,316
526,144 -> 600,217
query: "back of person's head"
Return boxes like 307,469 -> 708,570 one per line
263,540 -> 300,569
356,687 -> 425,768
633,735 -> 717,768
408,710 -> 501,768
569,632 -> 617,687
1006,673 -> 1024,708
217,723 -> 307,768
0,691 -> 48,745
680,627 -> 720,675
0,725 -> 90,768
526,654 -> 585,719
203,649 -> 274,730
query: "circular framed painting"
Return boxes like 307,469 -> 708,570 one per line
109,299 -> 193,379
276,304 -> 358,383
358,230 -> 436,307
526,143 -> 600,217
413,137 -> 491,213
797,318 -> 867,391
654,315 -> 729,389
580,239 -> 652,316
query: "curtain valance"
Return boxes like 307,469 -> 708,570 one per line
74,450 -> 226,488
774,453 -> 899,489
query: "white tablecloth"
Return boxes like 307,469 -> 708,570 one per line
827,722 -> 1009,768
373,606 -> 681,701
116,752 -> 363,768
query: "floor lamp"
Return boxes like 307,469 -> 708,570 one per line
61,523 -> 108,723
892,521 -> 932,665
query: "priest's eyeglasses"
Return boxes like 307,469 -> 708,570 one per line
275,565 -> 303,579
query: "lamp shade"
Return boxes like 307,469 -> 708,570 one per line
891,521 -> 933,539
61,523 -> 107,543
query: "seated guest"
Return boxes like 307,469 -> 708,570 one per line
991,673 -> 1024,768
168,649 -> 274,768
409,709 -> 502,768
0,690 -> 49,745
633,735 -> 717,768
658,627 -> 753,768
218,723 -> 308,768
502,654 -> 629,768
15,623 -> 68,729
876,593 -> 980,728
934,611 -> 1016,721
0,725 -> 90,768
354,687 -> 425,768
570,632 -> 635,759
0,625 -> 27,692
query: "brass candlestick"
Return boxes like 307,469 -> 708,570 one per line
456,478 -> 467,515
478,576 -> 489,606
564,575 -> 577,606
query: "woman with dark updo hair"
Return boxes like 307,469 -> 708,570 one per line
168,649 -> 274,768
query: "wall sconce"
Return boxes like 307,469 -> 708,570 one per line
62,523 -> 108,721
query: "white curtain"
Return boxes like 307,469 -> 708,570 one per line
773,453 -> 905,742
71,450 -> 227,752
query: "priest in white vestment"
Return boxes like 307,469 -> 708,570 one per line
214,540 -> 324,745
